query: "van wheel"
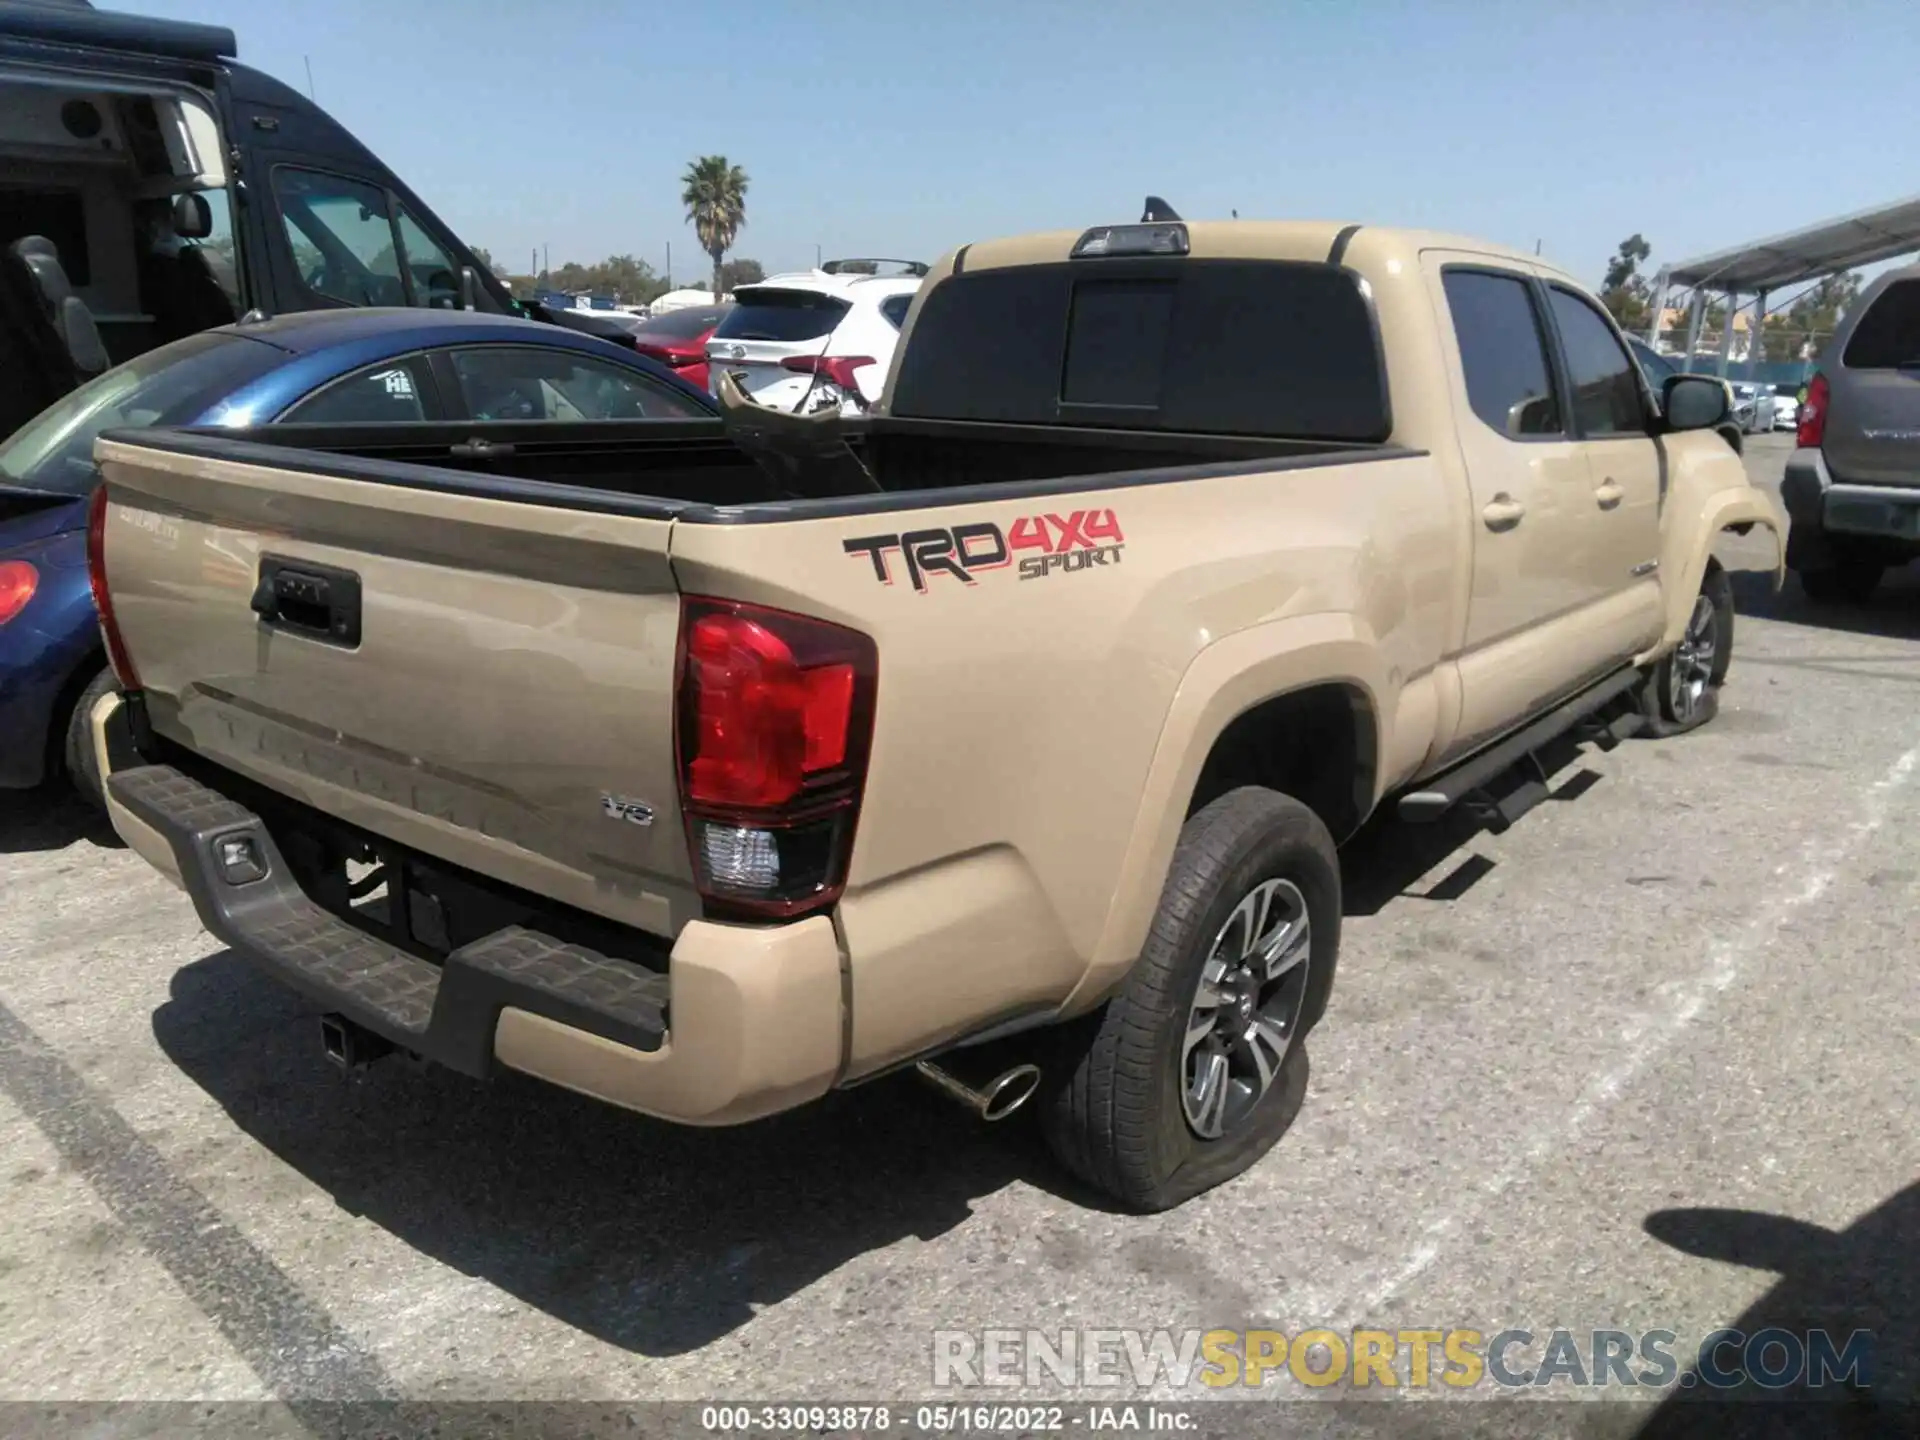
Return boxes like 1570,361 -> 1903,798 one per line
62,668 -> 116,811
1039,787 -> 1339,1212
1642,563 -> 1733,738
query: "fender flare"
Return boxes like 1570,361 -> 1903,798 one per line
1642,484 -> 1785,660
1062,612 -> 1390,1015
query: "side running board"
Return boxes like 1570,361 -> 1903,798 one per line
1398,667 -> 1645,827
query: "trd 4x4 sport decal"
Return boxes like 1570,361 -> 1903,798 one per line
843,509 -> 1125,593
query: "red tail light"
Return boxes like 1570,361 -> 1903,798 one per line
85,484 -> 140,688
0,560 -> 37,625
675,596 -> 878,918
781,354 -> 877,392
637,343 -> 704,369
1796,372 -> 1828,448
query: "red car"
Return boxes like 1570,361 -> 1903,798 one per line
627,304 -> 731,392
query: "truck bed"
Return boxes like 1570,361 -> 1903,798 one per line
164,415 -> 1387,515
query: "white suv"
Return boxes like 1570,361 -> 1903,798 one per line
704,259 -> 924,415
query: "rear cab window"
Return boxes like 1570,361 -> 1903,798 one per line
712,289 -> 849,343
1842,280 -> 1920,369
1441,270 -> 1563,438
887,259 -> 1389,441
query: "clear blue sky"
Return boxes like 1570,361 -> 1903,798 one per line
116,0 -> 1920,291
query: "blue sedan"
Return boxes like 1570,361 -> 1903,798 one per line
0,309 -> 716,806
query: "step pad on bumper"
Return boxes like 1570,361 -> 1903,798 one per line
109,763 -> 669,1077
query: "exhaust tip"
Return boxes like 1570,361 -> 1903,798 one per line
979,1063 -> 1042,1122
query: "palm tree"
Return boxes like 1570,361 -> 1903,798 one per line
681,155 -> 749,301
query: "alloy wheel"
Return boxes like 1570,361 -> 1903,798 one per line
1180,877 -> 1312,1139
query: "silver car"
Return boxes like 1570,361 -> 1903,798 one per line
1781,263 -> 1920,602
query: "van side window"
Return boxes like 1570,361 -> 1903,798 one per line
1546,287 -> 1649,437
273,168 -> 407,307
1442,270 -> 1563,438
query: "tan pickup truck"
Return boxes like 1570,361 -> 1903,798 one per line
87,210 -> 1784,1211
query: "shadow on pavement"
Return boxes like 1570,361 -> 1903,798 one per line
0,783 -> 123,856
152,951 -> 1106,1357
1340,730 -> 1603,917
1632,1183 -> 1916,1437
1731,568 -> 1920,645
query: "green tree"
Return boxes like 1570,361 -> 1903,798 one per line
471,245 -> 498,274
1599,233 -> 1653,333
718,257 -> 764,293
1785,271 -> 1864,361
681,155 -> 749,303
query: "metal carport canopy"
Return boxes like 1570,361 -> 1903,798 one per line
1667,193 -> 1920,293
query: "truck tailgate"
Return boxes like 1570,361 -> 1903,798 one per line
93,434 -> 697,936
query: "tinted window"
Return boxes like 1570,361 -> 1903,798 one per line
879,294 -> 912,330
712,289 -> 850,343
888,260 -> 1389,442
636,305 -> 730,339
280,356 -> 435,424
449,347 -> 707,421
1547,287 -> 1647,436
273,168 -> 407,307
1442,271 -> 1561,437
0,332 -> 278,495
1842,280 -> 1920,369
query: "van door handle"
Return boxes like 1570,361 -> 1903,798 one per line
1594,480 -> 1624,509
1481,495 -> 1526,531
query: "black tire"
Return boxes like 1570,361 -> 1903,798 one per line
62,668 -> 116,810
1641,563 -> 1733,738
1798,563 -> 1882,605
1039,787 -> 1340,1212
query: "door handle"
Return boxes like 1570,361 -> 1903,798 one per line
250,555 -> 362,646
1594,480 -> 1624,510
1481,494 -> 1526,531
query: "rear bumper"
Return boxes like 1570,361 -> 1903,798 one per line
99,732 -> 844,1126
1781,449 -> 1920,565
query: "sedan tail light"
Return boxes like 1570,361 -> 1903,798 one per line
0,560 -> 36,625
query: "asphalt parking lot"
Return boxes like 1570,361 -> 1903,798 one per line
1,435 -> 1914,1428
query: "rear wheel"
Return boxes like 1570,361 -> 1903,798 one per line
1039,787 -> 1339,1212
1798,563 -> 1883,605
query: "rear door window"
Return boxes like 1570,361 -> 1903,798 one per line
887,260 -> 1389,441
1442,270 -> 1563,438
447,346 -> 708,421
1842,280 -> 1920,369
712,289 -> 851,343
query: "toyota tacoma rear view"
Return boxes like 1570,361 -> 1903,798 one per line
85,207 -> 1785,1211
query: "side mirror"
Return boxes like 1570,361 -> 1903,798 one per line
461,265 -> 478,312
1505,393 -> 1556,437
1662,374 -> 1731,432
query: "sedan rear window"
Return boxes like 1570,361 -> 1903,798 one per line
0,331 -> 279,495
711,289 -> 849,343
888,259 -> 1390,442
1842,280 -> 1920,370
